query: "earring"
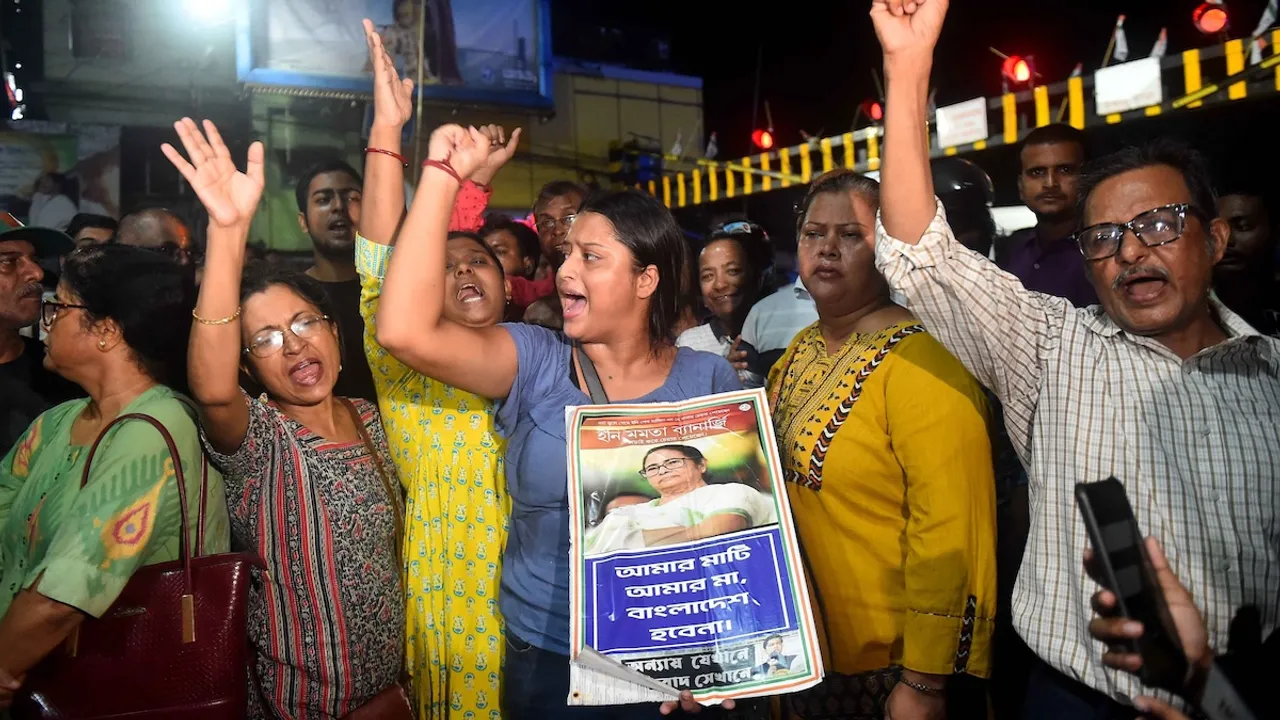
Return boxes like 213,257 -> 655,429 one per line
98,340 -> 107,349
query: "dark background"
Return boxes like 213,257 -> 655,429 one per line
6,0 -> 1280,241
550,0 -> 1280,241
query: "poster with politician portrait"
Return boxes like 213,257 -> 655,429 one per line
565,388 -> 822,706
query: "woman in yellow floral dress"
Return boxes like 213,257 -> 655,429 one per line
352,21 -> 516,720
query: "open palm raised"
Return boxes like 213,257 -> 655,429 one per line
161,118 -> 265,229
363,18 -> 414,127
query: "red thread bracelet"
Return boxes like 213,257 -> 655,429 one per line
422,158 -> 462,185
364,147 -> 408,167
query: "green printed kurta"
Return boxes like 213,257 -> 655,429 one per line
0,385 -> 230,619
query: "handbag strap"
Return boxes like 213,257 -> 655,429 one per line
572,342 -> 609,404
79,412 -> 199,600
340,398 -> 404,558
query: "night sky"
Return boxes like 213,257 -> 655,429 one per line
554,0 -> 1280,235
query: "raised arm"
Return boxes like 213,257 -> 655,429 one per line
164,118 -> 265,454
376,125 -> 524,399
871,0 -> 948,245
359,18 -> 413,246
869,0 -> 1060,448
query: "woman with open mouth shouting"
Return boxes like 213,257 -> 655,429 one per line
376,124 -> 742,719
353,18 -> 518,720
168,118 -> 408,719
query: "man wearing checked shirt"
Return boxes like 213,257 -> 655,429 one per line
869,1 -> 1279,718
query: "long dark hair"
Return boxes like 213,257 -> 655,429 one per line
60,244 -> 196,392
579,189 -> 692,346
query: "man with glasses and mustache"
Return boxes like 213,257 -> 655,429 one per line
999,123 -> 1097,308
0,216 -> 80,453
870,0 -> 1279,715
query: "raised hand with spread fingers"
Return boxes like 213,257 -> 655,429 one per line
160,118 -> 264,232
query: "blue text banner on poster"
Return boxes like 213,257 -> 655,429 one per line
585,528 -> 797,654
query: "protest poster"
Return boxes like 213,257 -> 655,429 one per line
566,388 -> 823,706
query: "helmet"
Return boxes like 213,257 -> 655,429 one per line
931,158 -> 995,208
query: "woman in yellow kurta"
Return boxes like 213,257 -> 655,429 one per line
767,170 -> 997,720
354,21 -> 511,720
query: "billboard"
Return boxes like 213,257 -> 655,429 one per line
236,0 -> 551,108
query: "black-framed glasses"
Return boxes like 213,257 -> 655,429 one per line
1074,203 -> 1208,261
536,214 -> 577,232
243,314 -> 331,358
639,457 -> 688,477
41,298 -> 88,328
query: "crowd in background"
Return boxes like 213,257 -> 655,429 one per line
0,1 -> 1277,719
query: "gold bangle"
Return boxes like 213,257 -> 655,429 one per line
192,307 -> 242,325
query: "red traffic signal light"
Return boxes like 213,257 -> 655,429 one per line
1001,55 -> 1032,83
751,128 -> 775,150
1192,2 -> 1229,34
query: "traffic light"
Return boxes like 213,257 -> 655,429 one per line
1001,55 -> 1032,84
751,128 -> 775,150
1192,2 -> 1229,34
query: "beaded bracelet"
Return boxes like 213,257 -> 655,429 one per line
192,306 -> 241,326
364,147 -> 408,167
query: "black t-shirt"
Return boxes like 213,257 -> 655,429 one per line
319,278 -> 378,403
0,335 -> 83,453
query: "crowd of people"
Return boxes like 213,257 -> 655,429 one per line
0,1 -> 1276,719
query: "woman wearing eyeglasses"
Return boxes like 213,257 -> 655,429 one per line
167,119 -> 406,719
0,243 -> 230,710
584,444 -> 776,554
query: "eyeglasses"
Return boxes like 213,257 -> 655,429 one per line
1074,203 -> 1207,261
536,214 -> 577,232
244,314 -> 331,358
639,457 -> 688,477
41,298 -> 88,328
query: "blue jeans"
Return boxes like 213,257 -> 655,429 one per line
503,632 -> 682,720
1020,661 -> 1138,720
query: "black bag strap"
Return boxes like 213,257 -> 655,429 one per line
572,342 -> 609,404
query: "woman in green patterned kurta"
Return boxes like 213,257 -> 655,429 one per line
0,245 -> 230,710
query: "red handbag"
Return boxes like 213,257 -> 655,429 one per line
14,411 -> 261,720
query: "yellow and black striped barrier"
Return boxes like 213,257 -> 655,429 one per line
646,32 -> 1280,209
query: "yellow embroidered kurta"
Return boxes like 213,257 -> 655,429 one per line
767,320 -> 997,678
357,236 -> 508,720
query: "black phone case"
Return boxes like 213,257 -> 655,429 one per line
1075,477 -> 1189,692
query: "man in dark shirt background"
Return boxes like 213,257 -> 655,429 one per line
999,124 -> 1097,308
1213,187 -> 1278,335
296,160 -> 376,402
0,220 -> 81,452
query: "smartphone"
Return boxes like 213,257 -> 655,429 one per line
1075,477 -> 1188,691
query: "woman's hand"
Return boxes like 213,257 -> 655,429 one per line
659,691 -> 734,715
446,126 -> 500,182
728,336 -> 749,371
471,124 -> 523,187
869,0 -> 949,62
885,675 -> 946,720
161,118 -> 264,231
363,18 -> 414,128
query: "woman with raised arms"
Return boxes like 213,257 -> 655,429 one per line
375,126 -> 741,718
